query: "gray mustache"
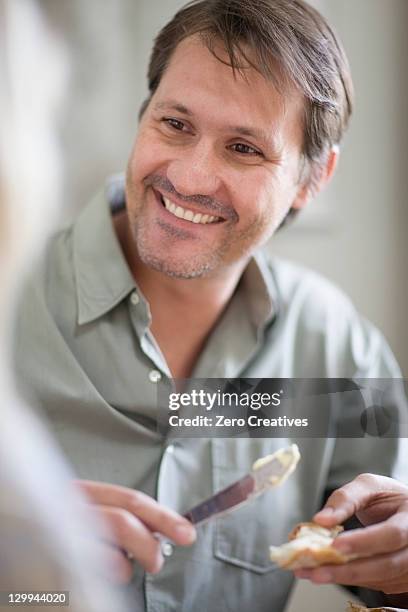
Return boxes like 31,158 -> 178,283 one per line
144,174 -> 238,221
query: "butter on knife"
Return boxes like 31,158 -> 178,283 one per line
252,444 -> 301,486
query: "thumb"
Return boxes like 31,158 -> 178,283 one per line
313,473 -> 398,527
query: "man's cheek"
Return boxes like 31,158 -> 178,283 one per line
246,203 -> 273,232
233,214 -> 270,249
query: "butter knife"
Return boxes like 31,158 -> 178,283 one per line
183,444 -> 300,526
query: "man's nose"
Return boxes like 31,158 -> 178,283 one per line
166,141 -> 221,197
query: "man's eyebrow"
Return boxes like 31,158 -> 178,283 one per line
153,100 -> 193,116
228,125 -> 272,146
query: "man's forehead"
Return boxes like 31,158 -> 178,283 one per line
161,35 -> 284,92
178,36 -> 297,88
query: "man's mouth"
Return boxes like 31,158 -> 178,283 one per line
158,193 -> 223,225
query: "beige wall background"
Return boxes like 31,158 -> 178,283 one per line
36,1 -> 408,609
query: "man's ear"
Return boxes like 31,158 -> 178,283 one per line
292,145 -> 340,211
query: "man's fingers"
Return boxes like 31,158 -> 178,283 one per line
332,512 -> 408,557
314,474 -> 406,526
299,475 -> 408,594
99,505 -> 164,574
296,569 -> 408,594
379,580 -> 408,595
75,480 -> 196,546
313,473 -> 380,525
294,546 -> 408,589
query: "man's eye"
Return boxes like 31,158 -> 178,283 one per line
163,118 -> 186,131
231,143 -> 262,156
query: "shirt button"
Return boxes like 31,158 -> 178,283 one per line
166,444 -> 175,454
149,369 -> 162,383
161,542 -> 174,557
130,291 -> 139,305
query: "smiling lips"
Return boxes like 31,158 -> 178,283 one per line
161,195 -> 221,225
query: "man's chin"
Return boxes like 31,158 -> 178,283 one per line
138,250 -> 214,279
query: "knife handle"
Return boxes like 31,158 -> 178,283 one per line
183,474 -> 254,525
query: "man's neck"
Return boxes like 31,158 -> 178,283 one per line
113,211 -> 249,377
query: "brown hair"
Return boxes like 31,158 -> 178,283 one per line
141,0 -> 354,185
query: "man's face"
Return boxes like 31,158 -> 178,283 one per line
126,36 -> 307,279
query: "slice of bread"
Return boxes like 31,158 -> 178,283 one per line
270,521 -> 353,569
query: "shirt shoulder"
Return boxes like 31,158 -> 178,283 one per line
269,257 -> 356,320
264,257 -> 400,378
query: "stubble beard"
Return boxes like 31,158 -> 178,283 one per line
127,198 -> 231,280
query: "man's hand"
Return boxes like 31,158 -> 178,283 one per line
75,480 -> 196,583
294,474 -> 408,594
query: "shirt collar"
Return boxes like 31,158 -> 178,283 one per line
240,250 -> 278,330
73,188 -> 135,325
73,177 -> 278,329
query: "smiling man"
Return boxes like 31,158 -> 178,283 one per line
13,1 -> 408,611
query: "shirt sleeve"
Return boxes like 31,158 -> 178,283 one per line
323,315 -> 408,608
326,314 -> 407,491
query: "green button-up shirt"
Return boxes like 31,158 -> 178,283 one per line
13,184 -> 405,612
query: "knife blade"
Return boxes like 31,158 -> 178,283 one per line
183,444 -> 300,526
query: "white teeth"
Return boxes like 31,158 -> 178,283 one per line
162,196 -> 219,225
